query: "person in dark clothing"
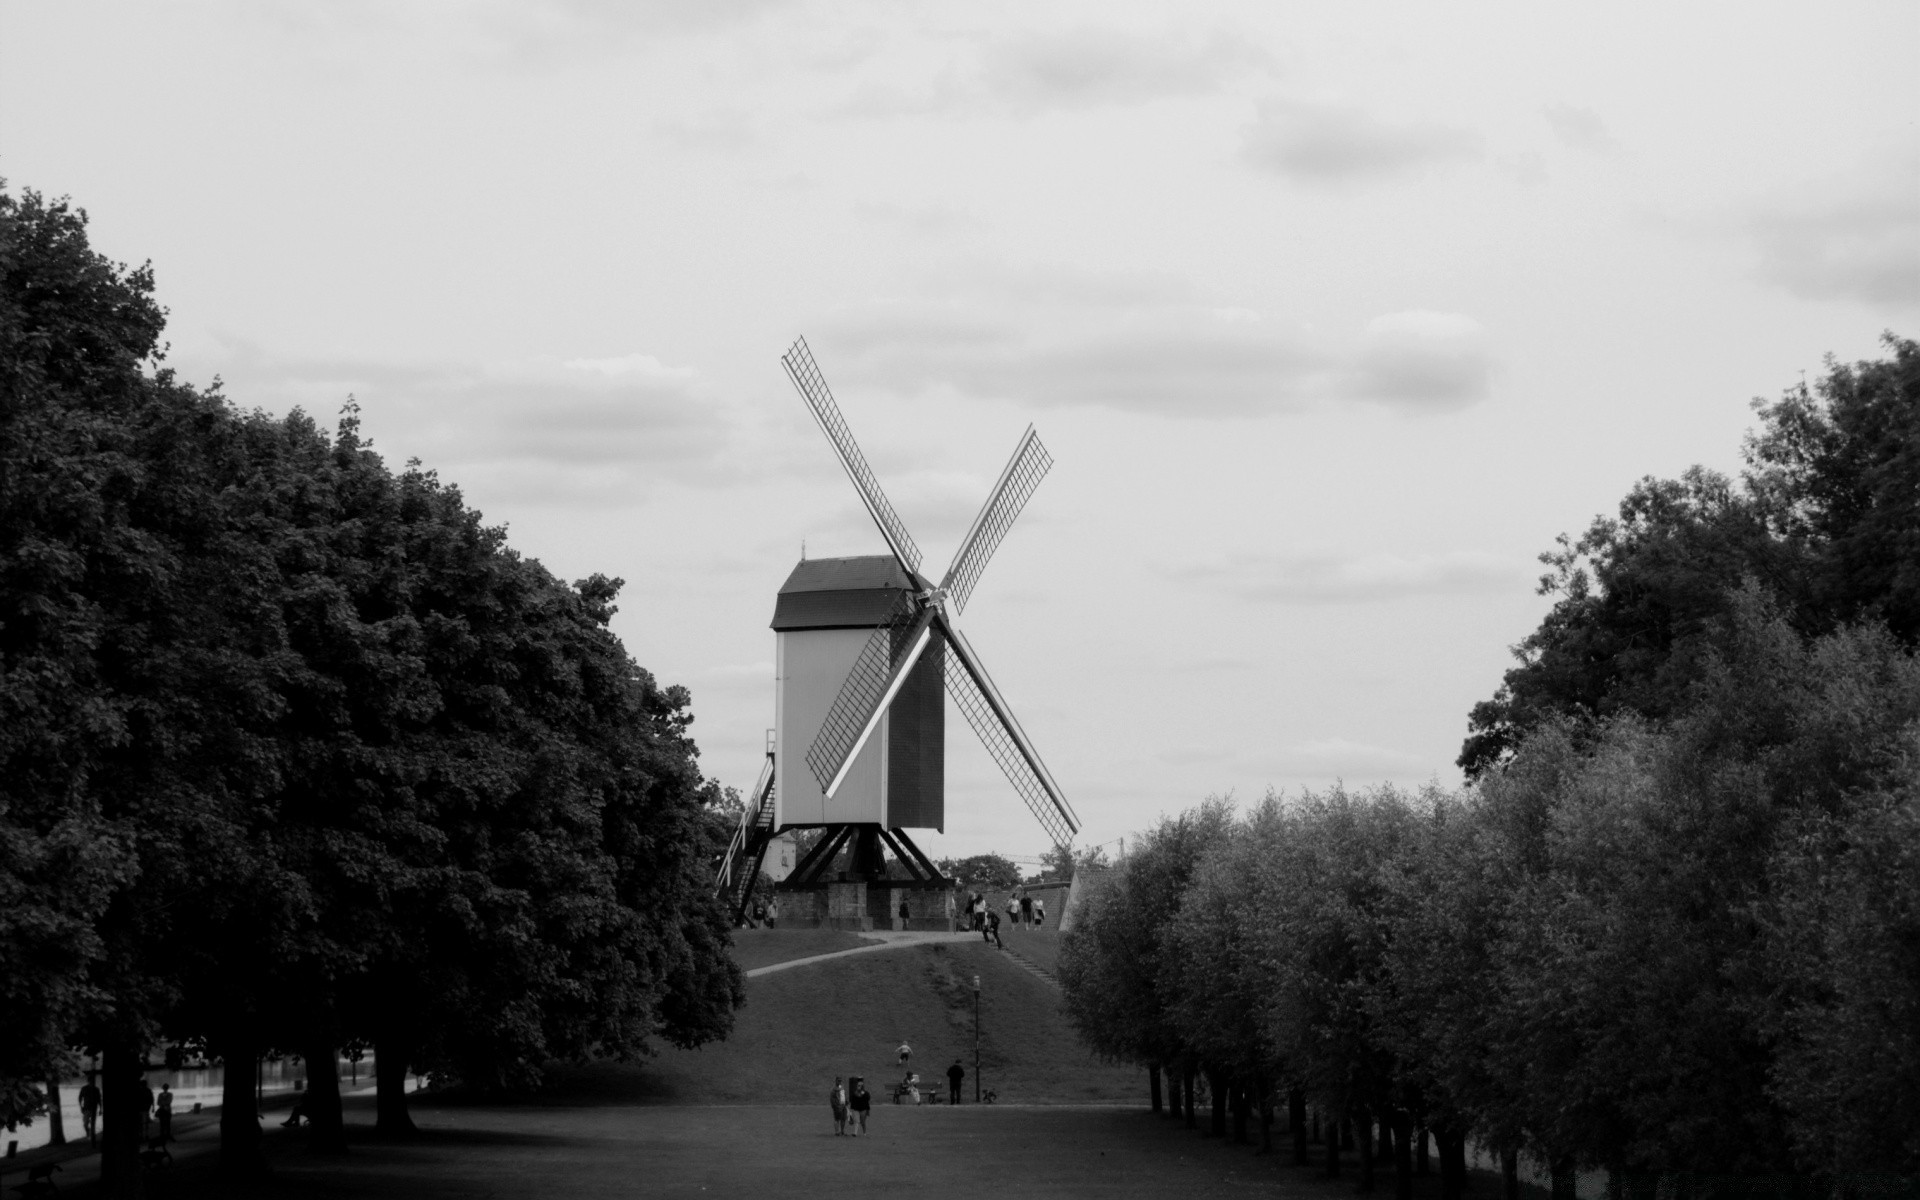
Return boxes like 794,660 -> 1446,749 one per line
78,1078 -> 101,1143
984,909 -> 1003,949
849,1077 -> 871,1135
947,1059 -> 965,1104
1019,893 -> 1033,926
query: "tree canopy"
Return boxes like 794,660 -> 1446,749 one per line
0,183 -> 743,1190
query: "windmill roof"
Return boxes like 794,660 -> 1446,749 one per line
771,555 -> 914,631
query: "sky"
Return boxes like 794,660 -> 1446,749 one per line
4,0 -> 1915,863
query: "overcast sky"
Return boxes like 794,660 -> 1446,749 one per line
5,1 -> 1915,862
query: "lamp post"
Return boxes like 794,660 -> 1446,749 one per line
972,974 -> 981,1104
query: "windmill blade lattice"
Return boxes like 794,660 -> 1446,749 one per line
940,623 -> 1078,850
804,591 -> 932,794
941,426 -> 1052,616
781,337 -> 923,577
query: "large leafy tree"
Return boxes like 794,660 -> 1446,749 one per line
0,182 -> 743,1191
1460,335 -> 1918,778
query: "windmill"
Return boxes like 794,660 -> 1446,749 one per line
715,337 -> 1078,925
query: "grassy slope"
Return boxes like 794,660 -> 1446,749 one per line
1003,927 -> 1062,976
545,939 -> 1142,1106
729,927 -> 875,972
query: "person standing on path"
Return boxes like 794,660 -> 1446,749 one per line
767,897 -> 779,928
946,1059 -> 965,1104
1019,892 -> 1033,926
1033,897 -> 1046,928
137,1077 -> 154,1142
849,1077 -> 871,1135
78,1077 -> 101,1144
829,1076 -> 849,1135
156,1083 -> 174,1142
1005,894 -> 1018,930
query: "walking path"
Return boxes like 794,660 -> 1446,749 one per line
744,930 -> 978,978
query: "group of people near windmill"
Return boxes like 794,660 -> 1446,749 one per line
960,888 -> 1044,947
829,1041 -> 971,1135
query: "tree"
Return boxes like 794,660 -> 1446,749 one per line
1460,335 -> 1918,778
936,853 -> 1023,891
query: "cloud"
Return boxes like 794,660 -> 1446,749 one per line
1748,155 -> 1920,306
1542,103 -> 1618,152
1242,100 -> 1483,183
816,283 -> 1493,416
1167,548 -> 1526,604
843,27 -> 1267,118
981,29 -> 1267,112
179,341 -> 740,504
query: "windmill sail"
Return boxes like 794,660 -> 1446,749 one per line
941,426 -> 1052,616
937,616 -> 1078,849
781,337 -> 923,577
804,593 -> 937,797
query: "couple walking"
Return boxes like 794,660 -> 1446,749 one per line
828,1076 -> 870,1136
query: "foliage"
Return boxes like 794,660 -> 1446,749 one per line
1460,334 -> 1919,778
937,852 -> 1024,891
0,180 -> 743,1160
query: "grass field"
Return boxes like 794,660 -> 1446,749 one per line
728,926 -> 875,971
547,935 -> 1140,1106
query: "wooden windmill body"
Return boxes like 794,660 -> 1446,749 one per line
715,339 -> 1078,924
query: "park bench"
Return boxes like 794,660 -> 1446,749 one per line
10,1162 -> 59,1197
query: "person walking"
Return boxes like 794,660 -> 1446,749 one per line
1033,896 -> 1046,928
946,1059 -> 965,1105
1019,892 -> 1033,927
156,1083 -> 174,1143
829,1076 -> 849,1135
766,897 -> 780,928
971,892 -> 985,932
849,1077 -> 871,1135
78,1076 -> 101,1144
1005,894 -> 1018,930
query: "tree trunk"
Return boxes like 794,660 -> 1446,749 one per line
302,1041 -> 347,1154
1342,1116 -> 1355,1150
45,1077 -> 66,1146
1149,1063 -> 1163,1115
1326,1111 -> 1342,1177
1290,1089 -> 1309,1164
98,1041 -> 146,1200
1393,1111 -> 1415,1200
374,1032 -> 417,1137
218,1040 -> 268,1177
1255,1070 -> 1273,1154
1357,1110 -> 1376,1193
1418,1126 -> 1431,1174
1208,1069 -> 1227,1137
1182,1066 -> 1197,1131
1503,1148 -> 1521,1200
1439,1129 -> 1468,1200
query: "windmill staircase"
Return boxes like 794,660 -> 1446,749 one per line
715,732 -> 778,923
1001,943 -> 1059,989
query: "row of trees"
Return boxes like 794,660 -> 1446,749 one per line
1060,339 -> 1918,1187
0,187 -> 744,1194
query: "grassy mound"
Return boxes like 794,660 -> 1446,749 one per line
546,938 -> 1140,1106
729,926 -> 875,972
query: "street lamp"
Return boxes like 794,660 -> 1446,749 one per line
972,974 -> 982,1104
